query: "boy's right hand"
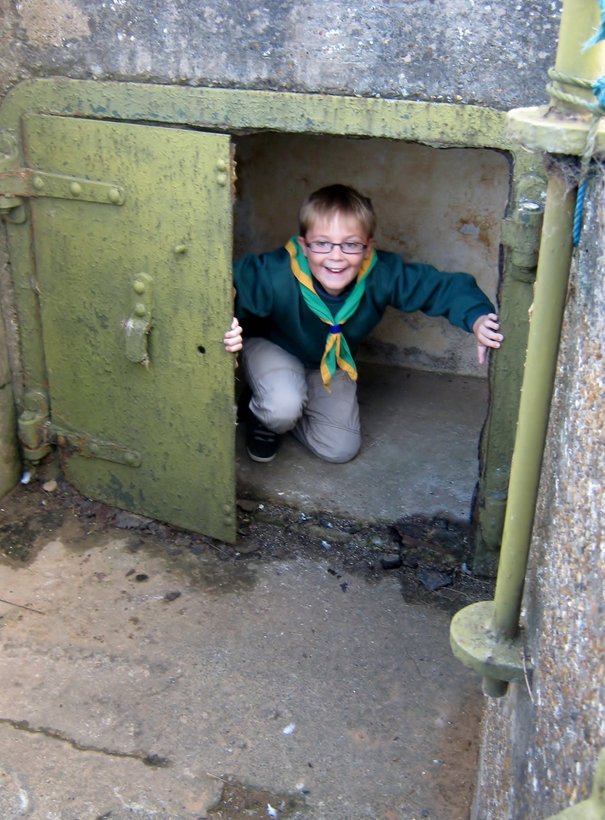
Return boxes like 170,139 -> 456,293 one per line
473,313 -> 503,365
224,317 -> 243,353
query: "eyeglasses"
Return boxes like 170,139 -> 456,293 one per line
305,240 -> 368,254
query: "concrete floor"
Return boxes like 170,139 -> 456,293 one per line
237,363 -> 489,524
0,365 -> 489,819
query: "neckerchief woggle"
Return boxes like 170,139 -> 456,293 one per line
285,237 -> 377,391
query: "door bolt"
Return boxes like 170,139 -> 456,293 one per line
125,273 -> 153,365
70,181 -> 82,196
32,176 -> 44,190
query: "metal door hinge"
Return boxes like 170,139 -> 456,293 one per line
0,169 -> 125,207
0,128 -> 125,220
17,391 -> 141,467
51,424 -> 141,467
17,391 -> 52,463
0,130 -> 26,222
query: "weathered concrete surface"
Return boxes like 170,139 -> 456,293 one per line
471,177 -> 605,816
0,487 -> 486,819
0,721 -> 223,819
237,363 -> 489,524
0,0 -> 560,109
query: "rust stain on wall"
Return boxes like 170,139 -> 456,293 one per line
17,0 -> 90,48
457,214 -> 499,254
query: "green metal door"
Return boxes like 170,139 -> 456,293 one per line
17,115 -> 236,541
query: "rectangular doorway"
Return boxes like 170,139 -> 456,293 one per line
232,132 -> 510,524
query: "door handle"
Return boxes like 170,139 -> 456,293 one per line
125,273 -> 152,366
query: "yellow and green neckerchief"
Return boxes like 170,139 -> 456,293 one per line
285,237 -> 377,390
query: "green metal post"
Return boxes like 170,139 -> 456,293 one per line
491,170 -> 574,640
554,0 -> 604,107
450,0 -> 605,696
492,0 -> 604,653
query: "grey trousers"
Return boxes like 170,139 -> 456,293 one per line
241,337 -> 361,463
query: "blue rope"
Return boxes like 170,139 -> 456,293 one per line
593,75 -> 605,108
583,0 -> 605,49
573,0 -> 605,246
573,179 -> 588,246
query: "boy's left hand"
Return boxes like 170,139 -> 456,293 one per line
473,313 -> 503,365
224,317 -> 243,353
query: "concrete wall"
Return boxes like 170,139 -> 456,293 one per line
234,133 -> 509,376
0,1 -> 560,108
471,174 -> 605,818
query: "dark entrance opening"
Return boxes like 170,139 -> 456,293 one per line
232,132 -> 510,525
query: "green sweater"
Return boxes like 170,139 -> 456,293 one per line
234,246 -> 495,369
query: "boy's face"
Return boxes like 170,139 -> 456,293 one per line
299,213 -> 373,296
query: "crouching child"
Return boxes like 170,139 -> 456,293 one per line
223,184 -> 502,464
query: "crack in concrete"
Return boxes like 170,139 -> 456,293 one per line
0,717 -> 170,768
0,596 -> 45,615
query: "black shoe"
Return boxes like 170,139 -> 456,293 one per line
246,414 -> 280,463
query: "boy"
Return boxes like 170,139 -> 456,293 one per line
224,184 -> 502,464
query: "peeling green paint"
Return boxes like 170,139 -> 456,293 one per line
2,105 -> 235,539
0,79 -> 546,556
2,80 -> 514,148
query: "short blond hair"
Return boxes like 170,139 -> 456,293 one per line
299,184 -> 376,238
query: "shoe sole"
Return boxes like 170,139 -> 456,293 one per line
246,447 -> 277,463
